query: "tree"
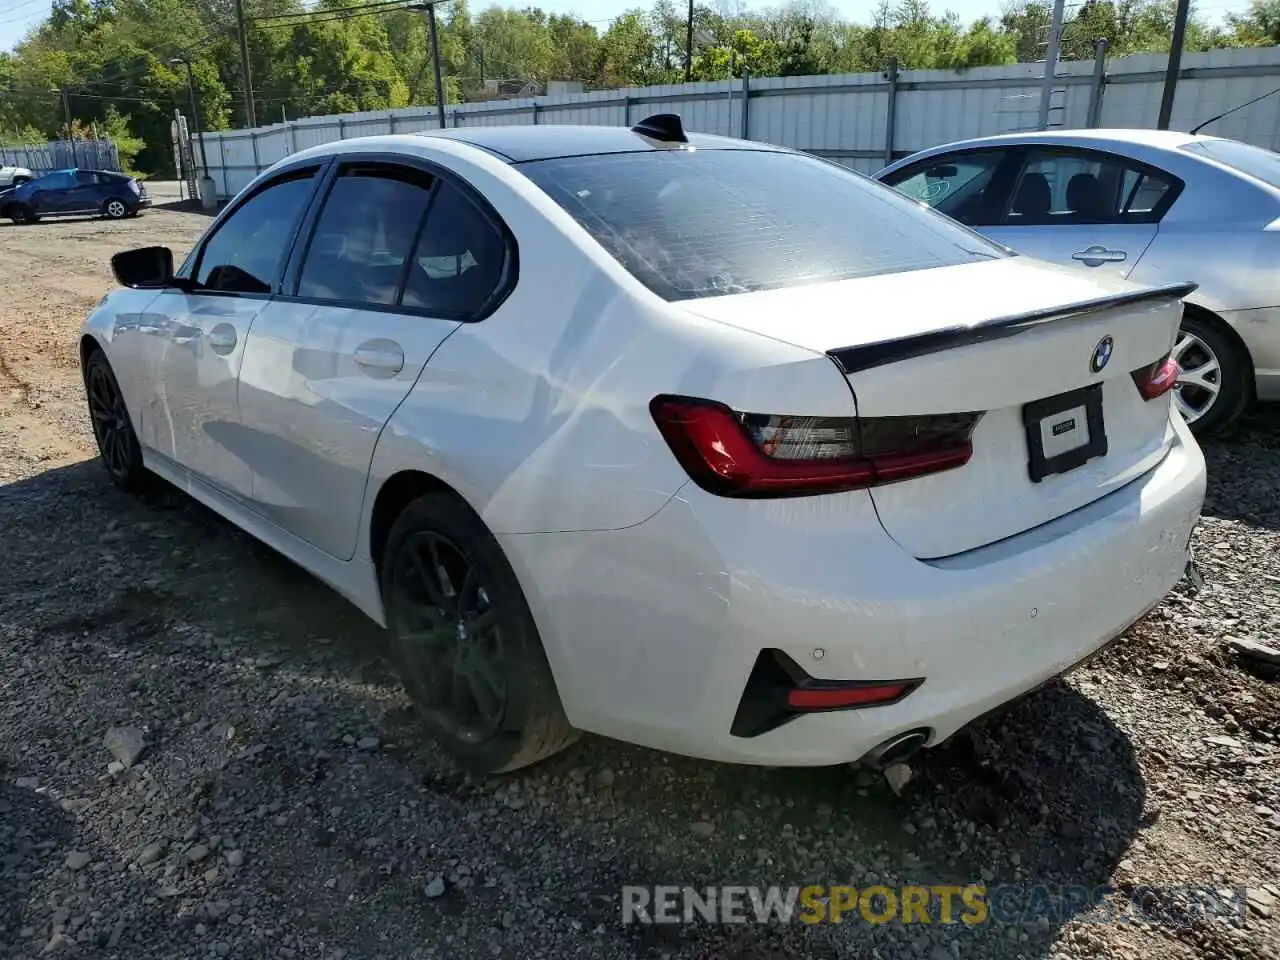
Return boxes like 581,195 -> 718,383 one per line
0,0 -> 1270,175
1229,0 -> 1280,44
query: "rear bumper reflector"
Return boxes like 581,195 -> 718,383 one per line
730,649 -> 923,738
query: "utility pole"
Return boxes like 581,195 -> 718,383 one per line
170,58 -> 209,179
1158,0 -> 1192,129
1037,0 -> 1065,130
684,0 -> 694,82
59,86 -> 71,139
60,86 -> 77,166
409,3 -> 447,129
234,0 -> 257,128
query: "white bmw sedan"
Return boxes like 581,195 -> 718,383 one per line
81,116 -> 1206,774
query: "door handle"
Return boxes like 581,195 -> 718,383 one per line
354,343 -> 405,376
206,324 -> 237,353
1071,245 -> 1127,265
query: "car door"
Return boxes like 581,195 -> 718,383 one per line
981,146 -> 1182,280
66,169 -> 101,213
28,170 -> 76,214
236,157 -> 513,560
141,164 -> 323,499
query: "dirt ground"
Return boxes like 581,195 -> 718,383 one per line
0,207 -> 1278,960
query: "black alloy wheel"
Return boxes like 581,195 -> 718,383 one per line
389,529 -> 508,744
84,351 -> 150,492
380,492 -> 577,773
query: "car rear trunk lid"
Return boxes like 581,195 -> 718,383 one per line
678,258 -> 1194,558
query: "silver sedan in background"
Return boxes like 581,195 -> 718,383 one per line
875,129 -> 1280,436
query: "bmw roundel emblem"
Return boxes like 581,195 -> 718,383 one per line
1090,336 -> 1114,374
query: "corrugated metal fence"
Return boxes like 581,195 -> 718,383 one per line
199,45 -> 1280,200
0,139 -> 121,174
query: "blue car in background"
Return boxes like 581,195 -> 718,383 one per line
0,168 -> 150,224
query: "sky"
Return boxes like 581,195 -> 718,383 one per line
0,0 -> 1258,55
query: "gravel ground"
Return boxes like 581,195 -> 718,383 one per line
0,209 -> 1278,960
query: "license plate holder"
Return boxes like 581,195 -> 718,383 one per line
1022,383 -> 1108,483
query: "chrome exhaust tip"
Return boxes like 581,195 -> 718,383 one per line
862,729 -> 930,771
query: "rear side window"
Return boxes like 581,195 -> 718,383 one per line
1002,148 -> 1178,226
197,170 -> 316,294
518,149 -> 1007,302
1180,138 -> 1280,189
297,165 -> 436,306
401,181 -> 508,316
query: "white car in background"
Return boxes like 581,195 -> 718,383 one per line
0,165 -> 33,189
79,117 -> 1206,774
876,129 -> 1280,436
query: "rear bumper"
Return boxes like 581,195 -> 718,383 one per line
502,415 -> 1206,766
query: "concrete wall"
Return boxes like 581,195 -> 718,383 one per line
198,45 -> 1280,199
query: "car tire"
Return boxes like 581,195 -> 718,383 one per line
103,198 -> 129,220
9,203 -> 37,224
12,175 -> 29,186
379,492 -> 578,774
83,350 -> 153,493
1173,310 -> 1251,439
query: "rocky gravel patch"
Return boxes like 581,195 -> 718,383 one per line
0,211 -> 1278,959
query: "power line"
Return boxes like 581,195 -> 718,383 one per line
0,0 -> 48,26
248,0 -> 415,22
252,4 -> 418,29
67,91 -> 180,104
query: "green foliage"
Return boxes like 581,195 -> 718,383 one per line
1228,0 -> 1280,45
0,0 -> 1268,176
100,105 -> 146,173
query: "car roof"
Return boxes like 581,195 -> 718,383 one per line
894,128 -> 1223,160
408,123 -> 791,163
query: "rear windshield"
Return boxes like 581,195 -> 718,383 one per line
1181,138 -> 1280,189
517,148 -> 1009,302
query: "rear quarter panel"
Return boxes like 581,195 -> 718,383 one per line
357,137 -> 858,545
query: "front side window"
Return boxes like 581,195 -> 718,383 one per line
196,170 -> 316,294
518,149 -> 1007,303
1002,148 -> 1178,226
75,170 -> 96,186
297,165 -> 436,306
883,150 -> 1007,226
38,171 -> 76,190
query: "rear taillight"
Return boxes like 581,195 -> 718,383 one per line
649,395 -> 983,498
1131,356 -> 1179,401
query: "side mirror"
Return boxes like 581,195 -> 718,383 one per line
927,164 -> 958,179
112,246 -> 175,288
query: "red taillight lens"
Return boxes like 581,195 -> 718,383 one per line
649,395 -> 982,498
1131,356 -> 1179,401
787,683 -> 911,710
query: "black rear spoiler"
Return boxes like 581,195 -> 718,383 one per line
826,281 -> 1198,375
